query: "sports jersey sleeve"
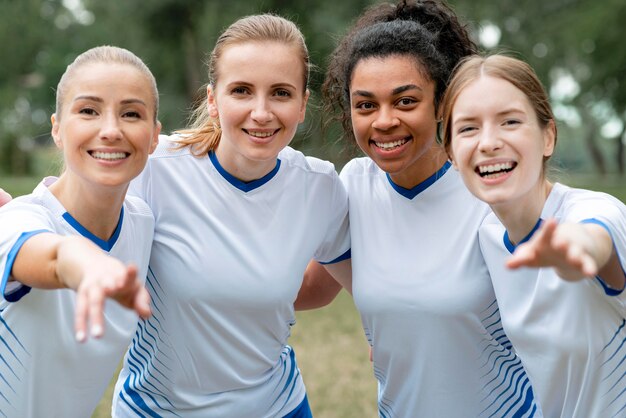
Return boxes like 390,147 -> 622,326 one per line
313,170 -> 350,264
564,190 -> 626,300
0,203 -> 55,302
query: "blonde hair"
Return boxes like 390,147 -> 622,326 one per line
440,54 -> 557,158
175,14 -> 310,156
55,45 -> 159,123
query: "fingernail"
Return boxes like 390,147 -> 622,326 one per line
76,330 -> 85,342
91,324 -> 103,338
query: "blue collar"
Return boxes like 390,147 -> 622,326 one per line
209,150 -> 281,192
386,161 -> 452,200
503,218 -> 543,254
62,207 -> 124,252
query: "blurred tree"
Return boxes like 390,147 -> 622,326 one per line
1,0 -> 623,176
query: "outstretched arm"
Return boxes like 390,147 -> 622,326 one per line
11,234 -> 151,341
507,218 -> 623,289
295,259 -> 352,311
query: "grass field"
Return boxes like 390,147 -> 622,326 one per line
1,173 -> 624,417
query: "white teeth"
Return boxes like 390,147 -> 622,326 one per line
374,139 -> 408,149
478,162 -> 513,174
248,131 -> 274,138
91,152 -> 127,161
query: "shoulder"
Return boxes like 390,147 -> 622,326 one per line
149,134 -> 194,160
279,147 -> 339,178
121,196 -> 155,237
340,157 -> 379,177
123,195 -> 153,219
552,183 -> 625,222
481,211 -> 503,227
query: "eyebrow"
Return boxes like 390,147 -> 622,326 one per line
352,84 -> 422,98
73,95 -> 147,106
226,81 -> 298,90
453,107 -> 526,122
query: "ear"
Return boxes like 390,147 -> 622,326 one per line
298,89 -> 310,123
207,85 -> 219,119
449,156 -> 459,171
149,121 -> 161,154
543,119 -> 556,158
50,113 -> 63,149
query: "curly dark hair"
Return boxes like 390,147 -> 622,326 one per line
322,0 -> 477,143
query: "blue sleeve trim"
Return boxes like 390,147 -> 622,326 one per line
581,218 -> 625,296
2,230 -> 51,302
319,248 -> 351,265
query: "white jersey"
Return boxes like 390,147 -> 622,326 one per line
0,177 -> 153,418
113,135 -> 350,417
479,183 -> 626,418
343,158 -> 541,418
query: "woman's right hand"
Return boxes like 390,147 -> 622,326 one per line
73,257 -> 152,342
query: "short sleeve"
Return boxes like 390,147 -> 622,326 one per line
313,170 -> 351,264
0,203 -> 55,302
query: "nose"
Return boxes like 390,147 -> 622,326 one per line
477,125 -> 503,153
372,106 -> 399,131
99,113 -> 123,141
251,97 -> 273,124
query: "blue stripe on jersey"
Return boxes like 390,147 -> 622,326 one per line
478,299 -> 539,417
282,394 -> 312,418
120,266 -> 181,416
119,391 -> 148,418
0,307 -> 31,413
1,230 -> 50,302
378,392 -> 395,418
122,377 -> 167,418
319,248 -> 351,265
61,207 -> 124,252
269,346 -> 302,413
599,319 -> 626,415
210,150 -> 281,192
386,161 -> 451,200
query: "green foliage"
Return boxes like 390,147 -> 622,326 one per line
0,0 -> 624,176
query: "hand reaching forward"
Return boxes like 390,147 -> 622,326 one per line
72,256 -> 151,342
506,218 -> 603,281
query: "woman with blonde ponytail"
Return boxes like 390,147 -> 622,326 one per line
112,13 -> 350,418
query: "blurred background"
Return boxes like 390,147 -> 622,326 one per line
1,0 -> 625,187
1,1 -> 624,416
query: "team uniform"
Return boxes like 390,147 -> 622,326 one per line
479,183 -> 626,418
342,157 -> 541,418
113,135 -> 350,417
0,177 -> 154,418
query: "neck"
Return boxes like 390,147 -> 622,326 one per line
214,145 -> 278,182
49,174 -> 127,241
492,180 -> 553,245
388,148 -> 449,189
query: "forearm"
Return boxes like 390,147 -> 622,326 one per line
295,260 -> 350,311
12,234 -> 100,290
587,224 -> 625,290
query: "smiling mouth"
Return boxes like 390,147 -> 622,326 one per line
476,161 -> 517,178
244,129 -> 280,138
372,137 -> 410,150
88,151 -> 130,161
